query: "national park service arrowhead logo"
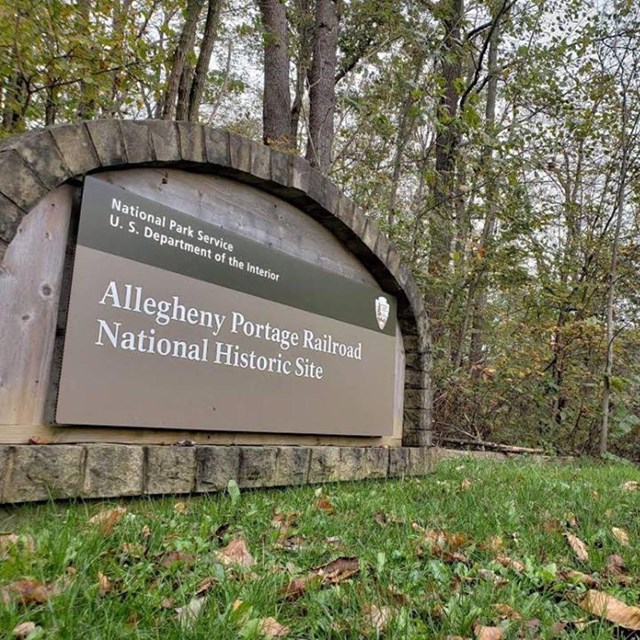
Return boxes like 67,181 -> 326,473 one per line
375,295 -> 390,330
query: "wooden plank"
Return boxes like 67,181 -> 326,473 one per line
95,169 -> 377,285
0,187 -> 74,425
0,423 -> 402,447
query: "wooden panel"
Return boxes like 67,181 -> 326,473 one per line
0,423 -> 402,447
0,187 -> 74,425
96,169 -> 377,285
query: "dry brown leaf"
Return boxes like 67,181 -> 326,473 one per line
159,550 -> 196,567
473,622 -> 504,640
120,542 -> 144,558
0,534 -> 35,555
611,527 -> 630,547
1,579 -> 60,605
275,535 -> 305,551
495,555 -> 524,573
258,616 -> 289,638
476,569 -> 508,586
559,569 -> 600,587
491,604 -> 521,621
487,536 -> 503,552
280,575 -> 317,601
195,577 -> 215,597
174,502 -> 188,515
88,507 -> 127,535
564,532 -> 589,562
577,589 -> 640,630
432,546 -> 469,564
460,478 -> 473,491
605,554 -> 634,585
176,597 -> 206,629
141,525 -> 151,539
271,512 -> 299,529
28,435 -> 50,445
315,496 -> 335,513
12,622 -> 38,638
215,538 -> 255,567
97,572 -> 112,595
621,481 -> 639,491
363,603 -> 394,632
312,556 -> 360,584
161,597 -> 175,609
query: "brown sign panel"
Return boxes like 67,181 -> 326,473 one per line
56,177 -> 397,436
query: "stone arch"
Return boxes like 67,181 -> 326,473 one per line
0,119 -> 431,446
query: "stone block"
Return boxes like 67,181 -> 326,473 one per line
120,121 -> 153,165
362,218 -> 379,253
388,447 -> 410,478
86,120 -> 128,166
269,149 -> 289,186
147,120 -> 181,162
322,181 -> 340,215
404,388 -> 427,410
84,445 -> 144,498
275,447 -> 310,486
306,169 -> 325,205
177,122 -> 206,163
405,351 -> 429,371
402,334 -> 430,355
7,130 -> 71,189
350,208 -> 368,238
335,194 -> 355,229
239,447 -> 278,488
408,446 -> 433,476
195,446 -> 240,492
404,368 -> 430,390
308,446 -> 341,484
0,150 -> 48,212
228,133 -> 251,174
3,446 -> 83,503
145,446 -> 195,494
250,141 -> 271,181
204,128 -> 230,166
290,155 -> 310,193
49,123 -> 100,177
338,447 -> 364,481
363,447 -> 389,479
0,193 -> 25,243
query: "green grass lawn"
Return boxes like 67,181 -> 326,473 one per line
1,457 -> 639,639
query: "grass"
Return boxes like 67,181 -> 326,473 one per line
0,457 -> 639,639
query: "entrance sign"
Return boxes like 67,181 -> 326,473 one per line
56,177 -> 398,436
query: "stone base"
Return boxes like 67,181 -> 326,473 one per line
0,444 -> 436,504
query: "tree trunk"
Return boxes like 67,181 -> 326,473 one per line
426,0 -> 464,339
187,0 -> 224,122
601,93 -> 630,456
305,0 -> 338,172
290,0 -> 314,143
176,61 -> 195,120
258,0 -> 294,149
161,0 -> 205,120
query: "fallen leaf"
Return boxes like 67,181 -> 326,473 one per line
215,538 -> 255,567
621,481 -> 639,491
176,597 -> 206,629
487,536 -> 503,551
577,589 -> 640,630
563,512 -> 578,528
1,579 -> 60,605
258,616 -> 289,638
495,555 -> 524,573
605,554 -> 634,585
12,622 -> 38,638
195,577 -> 215,597
473,622 -> 504,640
559,569 -> 599,587
325,536 -> 341,545
275,535 -> 305,551
460,478 -> 473,491
564,532 -> 589,562
141,525 -> 152,539
312,556 -> 360,584
158,550 -> 196,567
363,603 -> 394,631
315,496 -> 335,514
476,569 -> 508,585
492,603 -> 521,621
174,502 -> 188,515
120,542 -> 144,557
0,534 -> 36,555
271,512 -> 299,529
97,572 -> 112,595
88,507 -> 127,535
280,575 -> 319,601
611,527 -> 630,547
28,435 -> 50,445
432,546 -> 469,564
161,598 -> 175,609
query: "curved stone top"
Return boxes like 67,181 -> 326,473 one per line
0,119 -> 431,445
